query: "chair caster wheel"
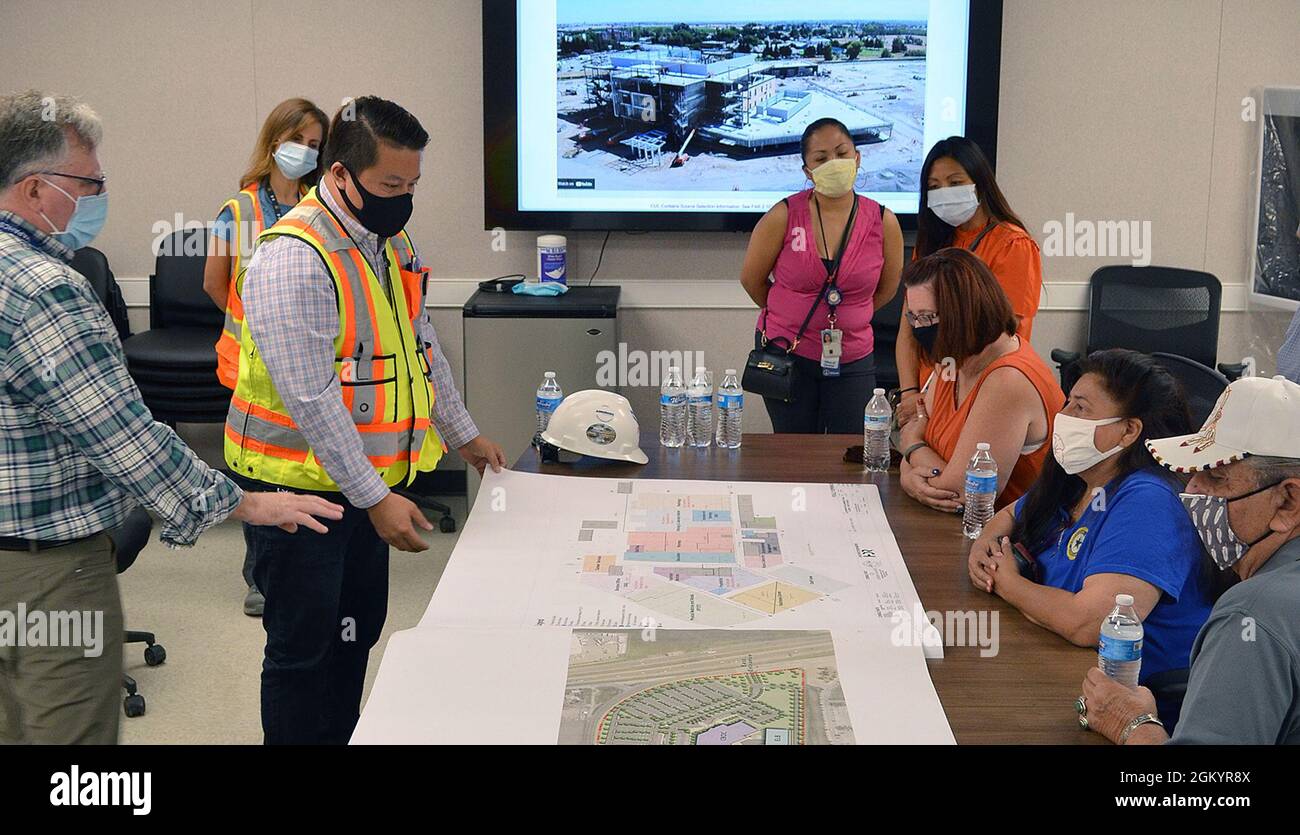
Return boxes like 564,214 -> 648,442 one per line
439,516 -> 456,533
124,694 -> 146,717
144,644 -> 166,666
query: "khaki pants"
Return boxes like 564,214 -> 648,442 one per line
0,535 -> 124,744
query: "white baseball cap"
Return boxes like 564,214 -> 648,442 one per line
1147,375 -> 1300,473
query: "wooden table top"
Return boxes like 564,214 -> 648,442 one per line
513,433 -> 1102,744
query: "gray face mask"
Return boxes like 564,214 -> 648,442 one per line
1179,481 -> 1279,570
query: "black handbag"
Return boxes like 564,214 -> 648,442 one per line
743,194 -> 859,403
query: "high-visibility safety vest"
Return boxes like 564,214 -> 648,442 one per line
223,187 -> 445,492
214,182 -> 307,389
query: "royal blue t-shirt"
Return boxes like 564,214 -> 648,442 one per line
1014,469 -> 1212,681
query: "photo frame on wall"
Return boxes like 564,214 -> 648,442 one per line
1250,86 -> 1300,311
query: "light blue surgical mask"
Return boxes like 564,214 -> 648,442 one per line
273,142 -> 318,180
39,177 -> 108,251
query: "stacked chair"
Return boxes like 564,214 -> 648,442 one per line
121,228 -> 230,425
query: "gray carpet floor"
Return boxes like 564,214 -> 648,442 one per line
115,424 -> 464,744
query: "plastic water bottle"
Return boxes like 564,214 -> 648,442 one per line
715,369 -> 743,449
962,443 -> 997,539
534,372 -> 563,447
686,367 -> 713,448
1099,594 -> 1144,688
863,388 -> 892,472
659,366 -> 686,448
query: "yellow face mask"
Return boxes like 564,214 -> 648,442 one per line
809,157 -> 859,198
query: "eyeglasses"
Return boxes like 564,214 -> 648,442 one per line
37,170 -> 108,196
906,311 -> 940,328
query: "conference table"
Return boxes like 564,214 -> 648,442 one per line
513,433 -> 1103,745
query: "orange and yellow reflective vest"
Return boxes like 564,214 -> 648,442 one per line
223,186 -> 445,492
213,182 -> 308,389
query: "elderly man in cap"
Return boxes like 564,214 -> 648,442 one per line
1077,374 -> 1300,745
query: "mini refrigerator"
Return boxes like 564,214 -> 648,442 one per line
461,285 -> 620,507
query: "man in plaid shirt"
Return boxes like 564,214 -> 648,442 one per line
0,91 -> 343,744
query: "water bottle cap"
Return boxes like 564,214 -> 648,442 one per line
1115,593 -> 1134,607
725,369 -> 736,375
544,372 -> 556,378
873,388 -> 885,395
976,442 -> 990,451
695,367 -> 706,374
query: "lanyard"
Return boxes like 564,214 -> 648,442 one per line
812,193 -> 858,325
968,220 -> 998,253
0,217 -> 39,250
264,179 -> 291,222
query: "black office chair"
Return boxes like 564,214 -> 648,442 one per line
71,248 -> 169,718
70,247 -> 131,343
399,474 -> 458,533
1150,352 -> 1230,428
107,507 -> 166,718
1050,266 -> 1246,393
869,279 -> 905,393
122,228 -> 231,425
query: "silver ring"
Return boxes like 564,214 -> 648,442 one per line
1075,696 -> 1089,729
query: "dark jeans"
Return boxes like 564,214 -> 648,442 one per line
241,525 -> 259,588
242,486 -> 389,745
762,349 -> 877,434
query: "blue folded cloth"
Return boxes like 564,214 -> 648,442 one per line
512,281 -> 569,297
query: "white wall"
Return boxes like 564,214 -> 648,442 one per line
2,0 -> 1297,450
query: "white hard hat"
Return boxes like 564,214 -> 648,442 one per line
540,390 -> 649,465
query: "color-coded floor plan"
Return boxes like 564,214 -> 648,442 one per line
560,487 -> 837,627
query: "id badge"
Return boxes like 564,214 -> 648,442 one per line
820,328 -> 843,377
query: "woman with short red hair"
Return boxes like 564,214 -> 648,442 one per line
897,248 -> 1065,512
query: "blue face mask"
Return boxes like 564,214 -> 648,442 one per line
273,142 -> 318,180
40,178 -> 108,251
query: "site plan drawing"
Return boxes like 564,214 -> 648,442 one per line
420,469 -> 940,653
351,470 -> 953,745
559,629 -> 856,745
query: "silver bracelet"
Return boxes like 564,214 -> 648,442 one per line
1119,713 -> 1164,744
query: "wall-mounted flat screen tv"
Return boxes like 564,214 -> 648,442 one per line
483,0 -> 1004,232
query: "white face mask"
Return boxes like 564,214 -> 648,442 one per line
1052,413 -> 1126,476
928,183 -> 980,227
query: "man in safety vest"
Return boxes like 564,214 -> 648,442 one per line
229,95 -> 505,745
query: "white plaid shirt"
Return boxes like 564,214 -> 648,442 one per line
241,181 -> 478,508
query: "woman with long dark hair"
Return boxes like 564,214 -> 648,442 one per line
896,136 -> 1042,426
968,349 -> 1212,728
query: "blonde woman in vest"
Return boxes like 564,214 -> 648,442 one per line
202,97 -> 328,617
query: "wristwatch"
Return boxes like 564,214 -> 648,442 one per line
1119,713 -> 1164,744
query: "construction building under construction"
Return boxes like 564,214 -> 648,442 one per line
582,46 -> 891,155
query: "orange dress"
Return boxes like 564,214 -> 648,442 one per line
913,221 -> 1044,384
951,221 -> 1042,339
923,337 -> 1065,508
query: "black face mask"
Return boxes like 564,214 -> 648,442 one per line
913,323 -> 940,359
339,165 -> 413,238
